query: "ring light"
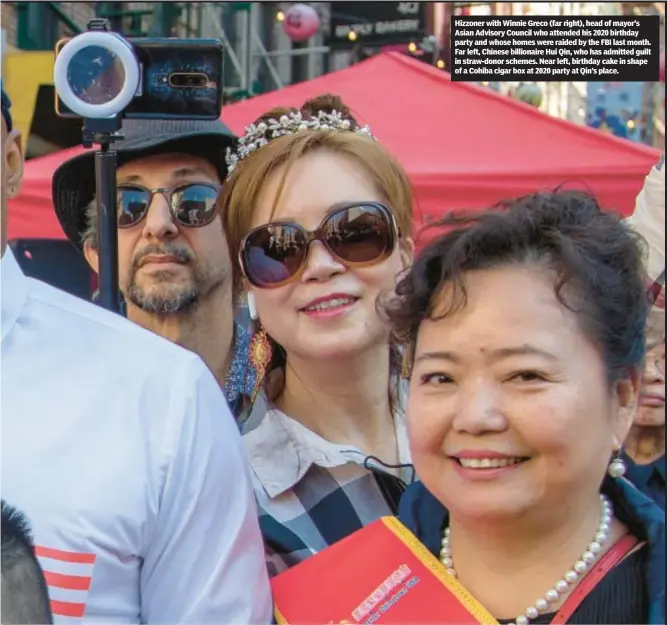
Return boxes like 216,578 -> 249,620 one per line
53,31 -> 140,119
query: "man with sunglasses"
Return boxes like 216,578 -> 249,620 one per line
2,87 -> 272,622
52,118 -> 253,414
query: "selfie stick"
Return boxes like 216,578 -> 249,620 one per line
83,117 -> 123,314
53,19 -> 140,315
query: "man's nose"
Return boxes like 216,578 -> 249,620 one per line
142,193 -> 178,239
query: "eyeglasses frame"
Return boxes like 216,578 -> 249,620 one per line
239,201 -> 401,289
116,181 -> 222,229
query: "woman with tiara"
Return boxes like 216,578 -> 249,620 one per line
220,94 -> 415,576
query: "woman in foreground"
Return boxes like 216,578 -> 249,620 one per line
220,94 -> 414,575
388,191 -> 665,624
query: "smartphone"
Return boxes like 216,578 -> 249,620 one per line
54,37 -> 224,120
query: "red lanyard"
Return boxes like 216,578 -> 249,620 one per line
550,533 -> 641,624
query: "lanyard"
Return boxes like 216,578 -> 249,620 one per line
550,533 -> 641,624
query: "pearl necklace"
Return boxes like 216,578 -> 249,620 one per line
440,494 -> 613,625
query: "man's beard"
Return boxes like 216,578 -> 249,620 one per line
125,242 -> 222,316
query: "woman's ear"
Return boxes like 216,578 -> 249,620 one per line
611,368 -> 641,449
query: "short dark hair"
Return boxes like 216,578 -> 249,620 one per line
385,190 -> 649,383
1,501 -> 53,625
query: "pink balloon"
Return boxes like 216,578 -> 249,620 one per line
283,4 -> 320,42
660,50 -> 665,83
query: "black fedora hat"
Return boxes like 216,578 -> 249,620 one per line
52,118 -> 237,251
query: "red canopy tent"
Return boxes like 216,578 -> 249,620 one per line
9,145 -> 92,240
9,51 -> 660,243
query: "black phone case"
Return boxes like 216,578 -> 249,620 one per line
55,38 -> 224,120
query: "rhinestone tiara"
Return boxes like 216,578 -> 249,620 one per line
225,109 -> 375,174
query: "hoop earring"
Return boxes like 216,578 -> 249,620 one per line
608,452 -> 626,478
249,326 -> 272,401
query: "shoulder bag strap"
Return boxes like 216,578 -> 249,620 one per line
550,533 -> 641,624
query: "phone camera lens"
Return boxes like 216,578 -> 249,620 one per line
169,73 -> 207,88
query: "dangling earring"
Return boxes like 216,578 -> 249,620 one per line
248,327 -> 272,401
608,452 -> 626,478
243,291 -> 271,400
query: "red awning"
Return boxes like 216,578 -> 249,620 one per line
9,145 -> 94,240
9,52 -> 660,242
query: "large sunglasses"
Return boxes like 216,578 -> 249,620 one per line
116,182 -> 221,228
239,202 -> 399,288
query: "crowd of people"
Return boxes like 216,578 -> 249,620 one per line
1,78 -> 664,624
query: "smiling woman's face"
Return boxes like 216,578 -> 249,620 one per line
247,149 -> 408,363
407,264 -> 637,522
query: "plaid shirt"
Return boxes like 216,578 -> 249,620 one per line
240,389 -> 414,577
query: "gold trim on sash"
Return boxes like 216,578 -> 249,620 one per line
381,516 -> 499,625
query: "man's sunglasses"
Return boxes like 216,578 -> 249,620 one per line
116,183 -> 221,228
239,202 -> 400,289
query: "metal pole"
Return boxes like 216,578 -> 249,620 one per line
205,3 -> 244,86
291,40 -> 307,84
95,145 -> 121,314
240,4 -> 253,92
252,30 -> 284,89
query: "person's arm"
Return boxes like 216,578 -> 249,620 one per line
140,354 -> 272,624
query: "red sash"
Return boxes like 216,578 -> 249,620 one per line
271,516 -> 499,624
271,517 -> 640,625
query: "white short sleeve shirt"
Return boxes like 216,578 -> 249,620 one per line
1,250 -> 272,624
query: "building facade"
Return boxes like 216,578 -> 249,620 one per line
2,2 -> 439,157
2,2 -> 213,156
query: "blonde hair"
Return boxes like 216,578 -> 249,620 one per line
220,94 -> 413,295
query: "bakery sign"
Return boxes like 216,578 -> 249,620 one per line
328,2 -> 427,48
